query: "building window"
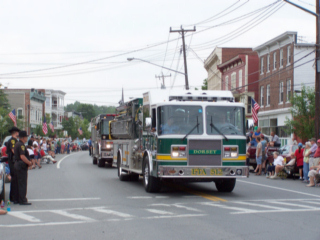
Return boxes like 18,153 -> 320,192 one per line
279,82 -> 284,103
239,70 -> 242,89
273,52 -> 277,70
46,97 -> 50,107
247,96 -> 252,114
17,108 -> 23,119
286,79 -> 291,102
225,76 -> 229,90
287,46 -> 291,65
231,72 -> 236,89
260,57 -> 264,74
280,49 -> 283,68
267,54 -> 270,72
267,84 -> 270,105
260,86 -> 264,106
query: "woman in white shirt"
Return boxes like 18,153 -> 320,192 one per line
269,152 -> 285,179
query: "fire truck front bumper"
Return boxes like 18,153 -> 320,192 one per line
158,166 -> 249,178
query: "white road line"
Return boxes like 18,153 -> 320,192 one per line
8,212 -> 41,223
232,201 -> 289,211
146,209 -> 174,215
29,197 -> 100,202
53,210 -> 96,222
266,201 -> 317,209
150,204 -> 171,207
200,202 -> 254,213
57,152 -> 81,169
155,196 -> 169,199
238,180 -> 320,198
144,214 -> 206,219
0,221 -> 85,228
172,204 -> 202,212
92,208 -> 133,218
231,208 -> 320,215
301,201 -> 320,206
128,196 -> 152,199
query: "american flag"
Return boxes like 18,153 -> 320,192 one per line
251,98 -> 260,123
78,127 -> 83,135
42,115 -> 48,135
49,121 -> 54,132
8,109 -> 17,127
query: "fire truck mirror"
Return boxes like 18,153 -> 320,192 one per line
145,117 -> 152,129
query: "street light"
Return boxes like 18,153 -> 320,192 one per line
283,0 -> 320,139
127,57 -> 187,88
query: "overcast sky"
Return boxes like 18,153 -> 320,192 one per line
0,0 -> 316,106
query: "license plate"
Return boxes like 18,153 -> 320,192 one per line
191,168 -> 223,176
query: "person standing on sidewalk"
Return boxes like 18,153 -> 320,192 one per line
88,137 -> 92,156
6,126 -> 20,203
14,131 -> 32,205
254,137 -> 262,175
295,143 -> 304,180
303,141 -> 311,183
307,138 -> 317,167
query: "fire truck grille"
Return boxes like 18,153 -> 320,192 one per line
188,140 -> 222,166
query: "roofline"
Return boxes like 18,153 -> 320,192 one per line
253,31 -> 297,52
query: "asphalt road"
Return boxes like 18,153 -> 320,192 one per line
1,151 -> 319,240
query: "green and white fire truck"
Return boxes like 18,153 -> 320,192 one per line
91,114 -> 116,167
111,90 -> 249,193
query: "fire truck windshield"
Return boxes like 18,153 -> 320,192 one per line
206,106 -> 245,136
101,120 -> 109,135
157,105 -> 203,136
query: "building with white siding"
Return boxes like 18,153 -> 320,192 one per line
45,89 -> 66,130
253,31 -> 315,145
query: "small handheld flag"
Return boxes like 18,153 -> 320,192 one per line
42,116 -> 48,135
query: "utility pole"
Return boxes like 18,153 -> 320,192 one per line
283,0 -> 320,139
170,26 -> 196,90
155,73 -> 171,89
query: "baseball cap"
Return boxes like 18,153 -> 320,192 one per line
317,139 -> 320,143
298,143 -> 303,147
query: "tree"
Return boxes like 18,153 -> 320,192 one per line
201,78 -> 208,90
76,104 -> 96,121
285,85 -> 315,140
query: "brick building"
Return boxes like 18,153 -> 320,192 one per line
253,31 -> 315,145
4,88 -> 46,134
217,51 -> 259,120
204,47 -> 253,90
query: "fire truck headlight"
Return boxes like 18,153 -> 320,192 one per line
172,152 -> 179,157
231,152 -> 238,158
106,144 -> 112,149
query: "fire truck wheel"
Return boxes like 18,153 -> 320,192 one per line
92,157 -> 97,165
143,156 -> 161,193
215,178 -> 236,192
98,158 -> 105,168
117,155 -> 129,181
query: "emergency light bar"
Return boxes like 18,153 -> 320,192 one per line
169,96 -> 234,102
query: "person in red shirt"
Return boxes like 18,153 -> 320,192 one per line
295,143 -> 304,180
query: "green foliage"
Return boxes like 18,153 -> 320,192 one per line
64,101 -> 116,121
201,79 -> 208,90
62,116 -> 90,140
285,85 -> 315,140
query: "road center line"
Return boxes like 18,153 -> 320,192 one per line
57,152 -> 81,169
237,180 -> 320,198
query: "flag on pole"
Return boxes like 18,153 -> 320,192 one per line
251,98 -> 260,123
8,109 -> 17,127
78,127 -> 83,135
49,121 -> 54,132
42,115 -> 48,135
